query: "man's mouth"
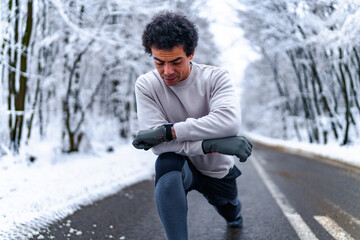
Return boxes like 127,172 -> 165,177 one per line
165,77 -> 176,81
164,76 -> 177,82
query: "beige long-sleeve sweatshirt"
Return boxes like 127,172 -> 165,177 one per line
135,62 -> 241,178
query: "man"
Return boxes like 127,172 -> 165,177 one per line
132,11 -> 253,240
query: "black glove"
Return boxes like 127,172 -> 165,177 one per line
132,126 -> 168,150
202,136 -> 253,162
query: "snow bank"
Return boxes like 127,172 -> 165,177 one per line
0,142 -> 155,240
246,132 -> 360,169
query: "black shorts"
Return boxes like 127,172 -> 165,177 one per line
154,152 -> 241,207
185,159 -> 241,206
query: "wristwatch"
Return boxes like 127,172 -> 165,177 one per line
163,123 -> 174,141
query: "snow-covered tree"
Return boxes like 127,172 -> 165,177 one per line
0,0 -> 220,154
238,0 -> 360,145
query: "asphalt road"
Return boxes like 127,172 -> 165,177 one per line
33,144 -> 360,240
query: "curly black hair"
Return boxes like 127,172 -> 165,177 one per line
142,11 -> 198,57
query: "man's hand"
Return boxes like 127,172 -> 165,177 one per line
202,136 -> 253,162
132,127 -> 167,150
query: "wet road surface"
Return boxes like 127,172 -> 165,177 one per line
33,143 -> 360,240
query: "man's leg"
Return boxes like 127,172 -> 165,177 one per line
189,163 -> 243,228
215,198 -> 243,228
155,152 -> 193,240
211,166 -> 243,227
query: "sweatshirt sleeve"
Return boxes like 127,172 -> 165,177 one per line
135,76 -> 205,156
173,69 -> 241,142
151,140 -> 204,156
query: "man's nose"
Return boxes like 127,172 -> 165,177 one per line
164,64 -> 175,76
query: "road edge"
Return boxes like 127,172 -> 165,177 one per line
246,134 -> 360,173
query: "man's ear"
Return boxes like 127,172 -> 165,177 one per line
189,52 -> 194,60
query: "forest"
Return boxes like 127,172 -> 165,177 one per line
240,0 -> 360,146
0,0 -> 217,155
1,0 -> 359,159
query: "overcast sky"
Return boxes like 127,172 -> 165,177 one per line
202,0 -> 259,84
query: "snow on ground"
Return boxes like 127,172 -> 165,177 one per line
0,140 -> 155,240
246,132 -> 360,169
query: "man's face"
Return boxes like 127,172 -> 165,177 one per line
151,45 -> 194,86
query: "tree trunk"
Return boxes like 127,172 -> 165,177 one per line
344,60 -> 360,112
263,50 -> 301,140
338,48 -> 352,145
353,47 -> 360,86
62,39 -> 95,152
288,50 -> 316,142
18,0 -> 33,147
26,74 -> 40,142
302,63 -> 319,143
7,0 -> 33,152
7,0 -> 20,151
323,49 -> 340,140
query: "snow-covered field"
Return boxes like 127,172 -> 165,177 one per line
0,141 -> 155,239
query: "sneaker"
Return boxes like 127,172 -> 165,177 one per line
227,216 -> 243,228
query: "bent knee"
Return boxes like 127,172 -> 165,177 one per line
155,153 -> 186,184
